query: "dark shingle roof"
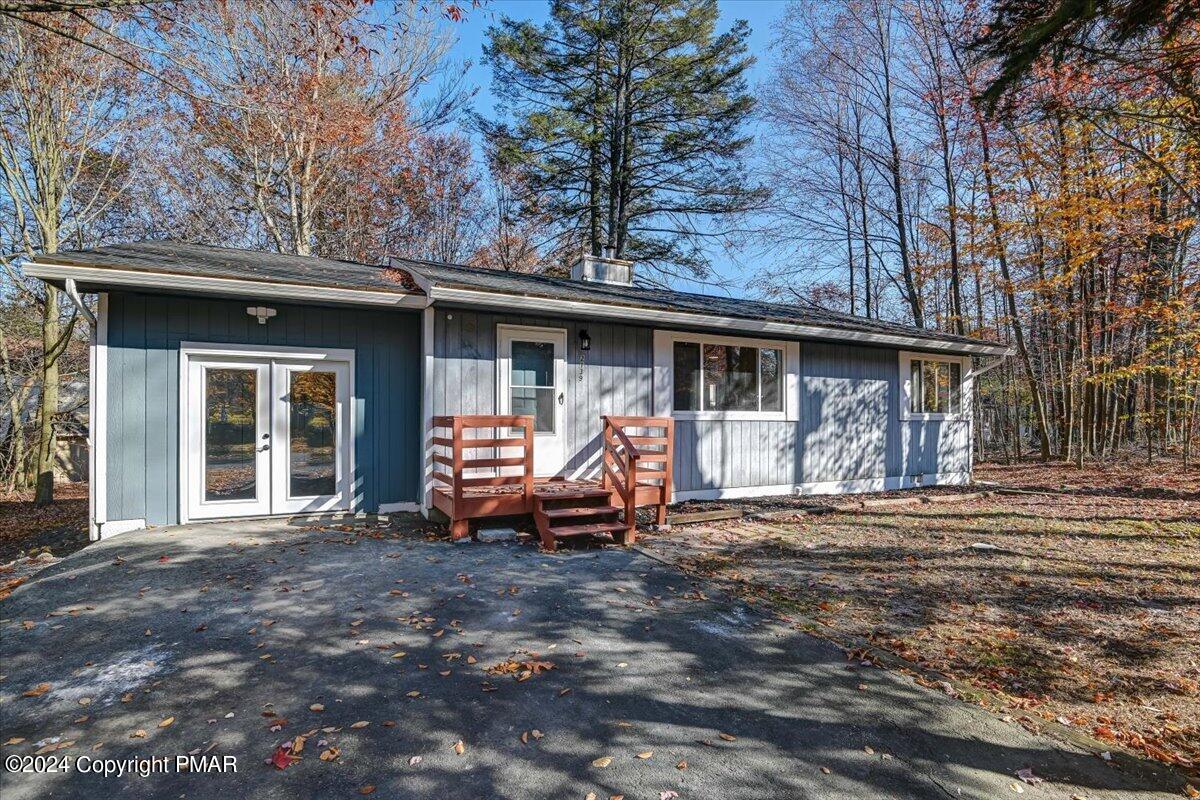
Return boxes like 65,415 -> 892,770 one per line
35,240 -> 1005,352
397,257 -> 997,350
43,240 -> 420,293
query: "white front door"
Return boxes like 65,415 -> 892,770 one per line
184,348 -> 352,521
497,325 -> 567,477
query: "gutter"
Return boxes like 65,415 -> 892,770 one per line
25,260 -> 429,309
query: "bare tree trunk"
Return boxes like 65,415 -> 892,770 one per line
976,116 -> 1053,460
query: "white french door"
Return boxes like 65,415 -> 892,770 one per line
497,325 -> 567,477
183,347 -> 352,521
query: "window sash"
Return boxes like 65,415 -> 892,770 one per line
909,358 -> 963,415
672,340 -> 784,413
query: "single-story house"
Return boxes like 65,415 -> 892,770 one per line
28,240 -> 1010,543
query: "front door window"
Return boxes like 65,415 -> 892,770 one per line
510,340 -> 556,433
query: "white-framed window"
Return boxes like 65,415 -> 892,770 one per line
655,331 -> 796,421
899,351 -> 970,420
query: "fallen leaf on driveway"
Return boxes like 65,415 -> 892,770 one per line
130,730 -> 147,739
636,751 -> 653,759
351,721 -> 370,729
4,738 -> 26,746
319,747 -> 340,762
592,756 -> 612,768
271,745 -> 299,769
408,755 -> 422,766
309,703 -> 324,712
676,760 -> 687,769
359,785 -> 375,795
22,683 -> 50,698
159,717 -> 175,728
820,766 -> 831,774
661,792 -> 679,800
453,740 -> 465,755
717,732 -> 736,741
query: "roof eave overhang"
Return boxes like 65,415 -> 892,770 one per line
430,286 -> 1013,357
25,260 -> 429,310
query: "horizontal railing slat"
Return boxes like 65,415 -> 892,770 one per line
460,437 -> 525,449
463,456 -> 526,469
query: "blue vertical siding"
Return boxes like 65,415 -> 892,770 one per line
105,292 -> 421,525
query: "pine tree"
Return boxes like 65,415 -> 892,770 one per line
482,0 -> 764,282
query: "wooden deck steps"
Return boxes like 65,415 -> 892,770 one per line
432,414 -> 672,549
540,504 -> 623,519
533,487 -> 629,551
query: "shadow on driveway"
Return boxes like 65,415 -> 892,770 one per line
0,518 -> 1185,799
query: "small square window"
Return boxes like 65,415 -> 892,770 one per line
908,357 -> 964,416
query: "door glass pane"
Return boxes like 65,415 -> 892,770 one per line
512,386 -> 554,432
511,341 -> 553,387
673,342 -> 700,411
760,348 -> 782,412
289,371 -> 337,497
702,344 -> 758,411
205,368 -> 257,502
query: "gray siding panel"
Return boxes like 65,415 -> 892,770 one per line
105,292 -> 421,525
432,309 -> 652,478
800,342 -> 897,483
428,308 -> 972,495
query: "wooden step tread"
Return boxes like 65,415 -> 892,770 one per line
534,487 -> 612,500
541,505 -> 622,519
547,521 -> 629,537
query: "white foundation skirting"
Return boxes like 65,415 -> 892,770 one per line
673,472 -> 970,502
98,518 -> 146,539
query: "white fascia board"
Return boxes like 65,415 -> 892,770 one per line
430,287 -> 1013,357
26,261 -> 430,309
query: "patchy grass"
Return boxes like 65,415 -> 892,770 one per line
641,477 -> 1200,772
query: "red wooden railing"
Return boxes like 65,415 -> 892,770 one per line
430,415 -> 534,539
601,415 -> 674,531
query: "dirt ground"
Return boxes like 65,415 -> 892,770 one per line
0,483 -> 89,565
639,462 -> 1200,776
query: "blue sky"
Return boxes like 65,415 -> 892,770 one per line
430,0 -> 788,296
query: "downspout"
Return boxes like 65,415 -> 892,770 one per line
968,351 -> 1012,477
64,278 -> 96,327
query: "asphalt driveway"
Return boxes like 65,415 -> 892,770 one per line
0,518 -> 1183,799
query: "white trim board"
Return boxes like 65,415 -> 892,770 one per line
97,518 -> 145,539
432,286 -> 1012,357
89,293 -> 109,541
673,472 -> 971,502
420,306 -> 435,519
26,261 -> 427,309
